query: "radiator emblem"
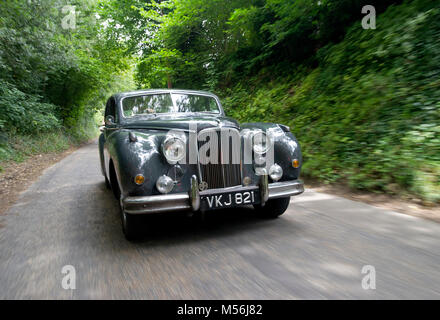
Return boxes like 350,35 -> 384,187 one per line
199,181 -> 208,191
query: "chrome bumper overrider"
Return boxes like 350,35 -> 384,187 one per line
122,176 -> 304,215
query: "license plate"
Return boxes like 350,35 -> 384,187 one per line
200,189 -> 260,211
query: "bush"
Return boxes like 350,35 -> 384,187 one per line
222,0 -> 440,203
0,82 -> 61,134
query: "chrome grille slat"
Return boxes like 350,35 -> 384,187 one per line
198,128 -> 242,189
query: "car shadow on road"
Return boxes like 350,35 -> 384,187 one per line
133,207 -> 267,242
96,182 -> 301,247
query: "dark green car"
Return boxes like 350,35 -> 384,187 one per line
99,89 -> 304,240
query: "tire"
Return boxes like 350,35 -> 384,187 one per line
109,161 -> 140,240
120,208 -> 140,241
253,197 -> 291,219
104,175 -> 111,189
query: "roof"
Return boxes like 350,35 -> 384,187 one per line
113,89 -> 219,100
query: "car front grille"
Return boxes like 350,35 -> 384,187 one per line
197,127 -> 242,189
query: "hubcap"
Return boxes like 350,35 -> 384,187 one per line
199,181 -> 208,191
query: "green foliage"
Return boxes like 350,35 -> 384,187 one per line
0,82 -> 61,134
0,0 -> 135,165
223,0 -> 440,202
136,48 -> 188,88
126,0 -> 404,88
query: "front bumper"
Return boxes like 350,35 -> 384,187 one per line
122,178 -> 304,215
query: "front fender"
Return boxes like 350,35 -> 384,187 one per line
106,129 -> 198,198
106,130 -> 165,197
240,122 -> 302,181
98,133 -> 106,176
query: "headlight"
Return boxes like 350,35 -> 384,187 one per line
253,131 -> 271,154
162,136 -> 185,163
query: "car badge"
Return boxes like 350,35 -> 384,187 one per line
199,181 -> 208,191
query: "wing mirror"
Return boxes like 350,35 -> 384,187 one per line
105,115 -> 115,126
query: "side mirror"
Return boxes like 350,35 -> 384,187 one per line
105,115 -> 115,126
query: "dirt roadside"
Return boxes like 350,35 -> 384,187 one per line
0,144 -> 86,216
305,179 -> 440,223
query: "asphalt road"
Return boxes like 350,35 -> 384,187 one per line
1,141 -> 440,299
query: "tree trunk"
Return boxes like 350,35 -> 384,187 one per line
167,74 -> 172,88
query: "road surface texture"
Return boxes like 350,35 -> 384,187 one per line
1,141 -> 440,299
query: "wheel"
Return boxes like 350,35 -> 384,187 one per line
120,208 -> 140,241
110,163 -> 140,240
104,175 -> 111,189
253,197 -> 291,219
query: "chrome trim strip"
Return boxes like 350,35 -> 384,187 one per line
199,185 -> 258,196
124,204 -> 190,215
123,126 -> 197,133
268,180 -> 304,199
122,179 -> 304,215
123,193 -> 189,205
123,193 -> 190,214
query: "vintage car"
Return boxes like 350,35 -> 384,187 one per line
99,89 -> 304,240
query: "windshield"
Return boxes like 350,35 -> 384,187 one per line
122,93 -> 220,117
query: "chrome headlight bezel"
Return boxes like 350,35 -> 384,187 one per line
162,136 -> 186,163
269,164 -> 283,181
252,131 -> 272,155
156,175 -> 175,194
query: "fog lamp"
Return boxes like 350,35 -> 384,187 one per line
269,164 -> 283,182
156,175 -> 174,194
134,174 -> 145,185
